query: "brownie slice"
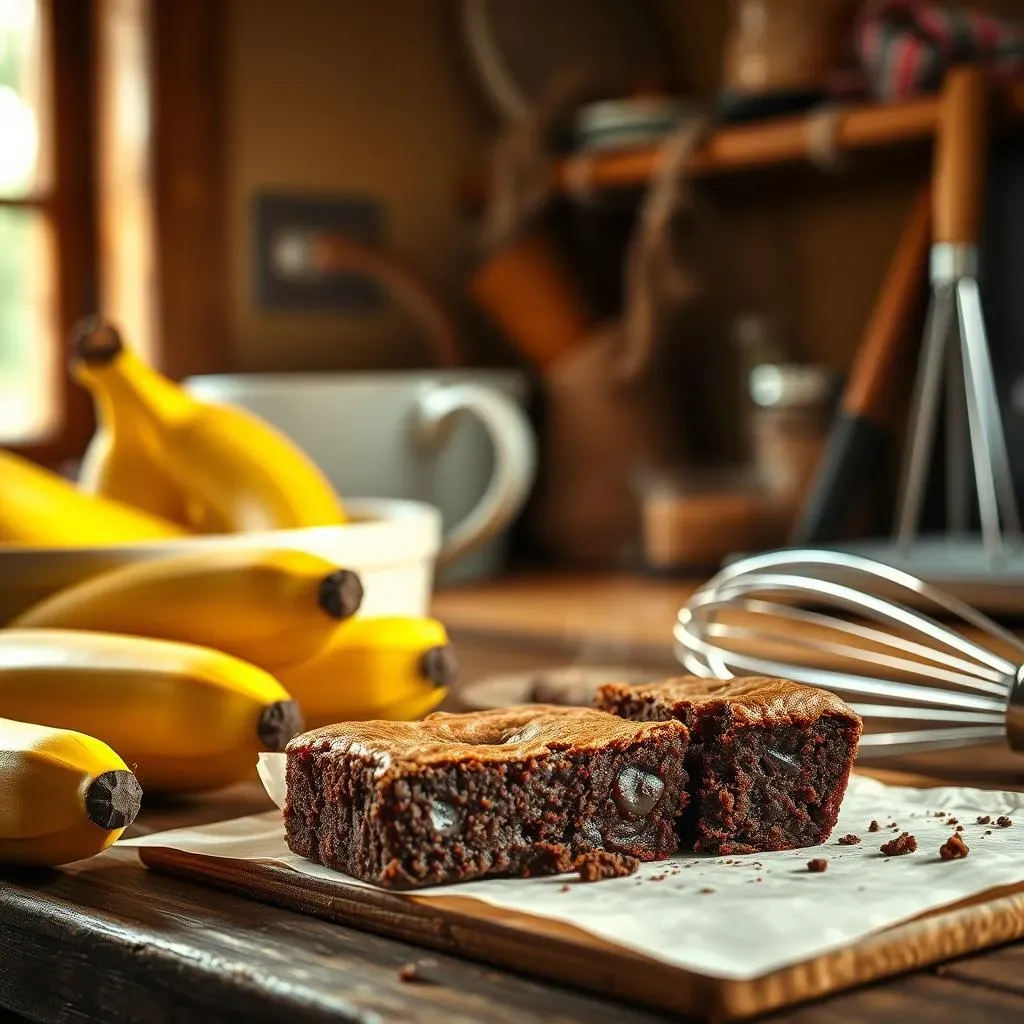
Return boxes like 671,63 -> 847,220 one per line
595,676 -> 861,855
284,705 -> 689,889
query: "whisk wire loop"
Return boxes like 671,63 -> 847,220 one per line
676,549 -> 1024,759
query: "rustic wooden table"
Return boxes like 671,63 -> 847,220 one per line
3,574 -> 1024,1023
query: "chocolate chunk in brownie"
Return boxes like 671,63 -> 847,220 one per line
596,676 -> 861,855
574,850 -> 639,882
939,833 -> 969,860
284,705 -> 688,889
880,832 -> 917,856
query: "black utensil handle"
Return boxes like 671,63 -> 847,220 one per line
790,414 -> 888,545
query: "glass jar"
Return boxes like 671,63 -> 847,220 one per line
749,363 -> 837,510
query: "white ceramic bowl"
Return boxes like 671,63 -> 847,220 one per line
0,498 -> 441,625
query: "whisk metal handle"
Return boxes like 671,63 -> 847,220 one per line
1006,665 -> 1024,752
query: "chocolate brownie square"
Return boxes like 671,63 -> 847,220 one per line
284,705 -> 689,889
596,677 -> 861,855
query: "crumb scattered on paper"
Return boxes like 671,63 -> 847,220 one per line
940,834 -> 969,861
880,833 -> 917,856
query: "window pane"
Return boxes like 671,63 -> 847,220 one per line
0,206 -> 57,442
0,0 -> 49,198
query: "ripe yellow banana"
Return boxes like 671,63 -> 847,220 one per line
0,716 -> 142,866
71,319 -> 348,533
11,548 -> 364,670
278,617 -> 457,728
0,630 -> 303,793
0,448 -> 186,546
78,410 -> 194,529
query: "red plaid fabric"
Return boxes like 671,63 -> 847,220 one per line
856,0 -> 1024,102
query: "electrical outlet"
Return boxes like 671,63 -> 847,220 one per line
252,192 -> 385,311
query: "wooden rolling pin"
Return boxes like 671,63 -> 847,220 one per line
791,184 -> 932,544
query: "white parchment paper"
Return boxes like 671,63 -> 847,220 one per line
121,755 -> 1024,981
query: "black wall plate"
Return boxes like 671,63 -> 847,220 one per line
252,191 -> 385,312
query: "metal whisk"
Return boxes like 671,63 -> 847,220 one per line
674,549 -> 1024,759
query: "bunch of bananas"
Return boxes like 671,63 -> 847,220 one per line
0,320 -> 457,865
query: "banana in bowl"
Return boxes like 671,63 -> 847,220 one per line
0,498 -> 441,625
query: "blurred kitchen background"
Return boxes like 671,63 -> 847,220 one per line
4,0 -> 1024,592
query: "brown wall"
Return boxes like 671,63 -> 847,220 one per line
224,0 -> 1022,376
224,0 -> 491,373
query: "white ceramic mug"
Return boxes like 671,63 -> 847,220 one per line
184,371 -> 537,584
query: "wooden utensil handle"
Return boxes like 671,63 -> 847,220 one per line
844,184 -> 931,422
470,230 -> 592,370
791,183 -> 931,545
934,66 -> 989,246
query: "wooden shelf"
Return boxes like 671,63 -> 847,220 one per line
538,81 -> 1024,194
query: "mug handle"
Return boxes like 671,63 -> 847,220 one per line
412,382 -> 537,568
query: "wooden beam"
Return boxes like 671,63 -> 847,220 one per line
557,79 -> 1024,193
150,0 -> 229,380
460,79 -> 1024,209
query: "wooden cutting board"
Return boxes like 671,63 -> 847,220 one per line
139,813 -> 1024,1023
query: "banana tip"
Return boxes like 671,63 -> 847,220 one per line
421,644 -> 459,688
85,770 -> 143,831
71,316 -> 124,366
318,569 -> 364,620
259,699 -> 304,751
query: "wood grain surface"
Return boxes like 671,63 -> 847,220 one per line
135,843 -> 1024,1022
2,624 -> 1024,1023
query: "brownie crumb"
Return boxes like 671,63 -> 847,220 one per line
977,815 -> 991,825
997,816 -> 1013,828
932,811 -> 947,818
700,887 -> 715,894
880,832 -> 917,856
985,830 -> 992,836
939,833 -> 969,861
650,873 -> 667,882
888,822 -> 898,828
946,818 -> 959,826
398,963 -> 430,984
529,843 -> 575,875
837,834 -> 861,845
558,884 -> 571,892
955,825 -> 964,832
573,851 -> 639,883
868,820 -> 880,832
807,858 -> 828,873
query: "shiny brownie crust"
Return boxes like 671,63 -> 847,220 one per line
595,677 -> 862,855
284,706 -> 689,889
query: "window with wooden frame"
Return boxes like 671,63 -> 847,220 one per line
0,0 -> 226,465
0,0 -> 95,462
